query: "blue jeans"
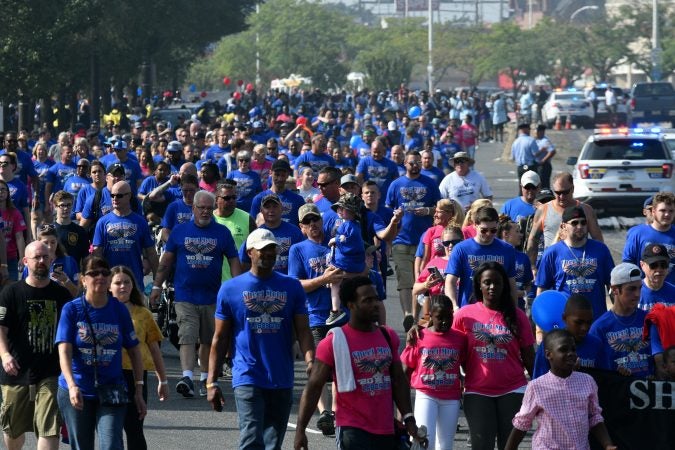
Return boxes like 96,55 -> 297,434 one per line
233,385 -> 292,450
57,387 -> 126,450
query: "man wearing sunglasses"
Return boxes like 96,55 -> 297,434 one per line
501,170 -> 540,222
638,244 -> 675,311
445,206 -> 518,309
535,206 -> 614,321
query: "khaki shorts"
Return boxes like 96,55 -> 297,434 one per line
391,244 -> 416,291
175,302 -> 217,346
0,377 -> 60,439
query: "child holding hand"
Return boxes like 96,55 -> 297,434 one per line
401,295 -> 467,450
505,329 -> 616,450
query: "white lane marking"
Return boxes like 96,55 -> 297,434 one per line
287,422 -> 323,434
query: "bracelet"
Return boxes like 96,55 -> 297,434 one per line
159,380 -> 168,385
206,382 -> 219,389
135,380 -> 144,385
151,286 -> 162,291
402,412 -> 415,423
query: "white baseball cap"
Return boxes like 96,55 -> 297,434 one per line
520,170 -> 541,187
246,229 -> 277,250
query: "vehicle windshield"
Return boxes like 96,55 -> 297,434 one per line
585,139 -> 668,160
556,93 -> 586,101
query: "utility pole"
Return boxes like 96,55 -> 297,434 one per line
428,0 -> 433,93
651,0 -> 662,80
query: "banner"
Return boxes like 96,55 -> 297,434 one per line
583,369 -> 674,450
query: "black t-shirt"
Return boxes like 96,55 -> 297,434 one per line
55,222 -> 90,266
0,280 -> 72,384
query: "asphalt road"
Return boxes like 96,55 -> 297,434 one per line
27,129 -> 635,449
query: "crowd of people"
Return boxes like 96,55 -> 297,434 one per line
0,84 -> 672,450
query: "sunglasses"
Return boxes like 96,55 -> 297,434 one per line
454,159 -> 468,164
567,219 -> 587,227
648,261 -> 669,270
110,193 -> 129,199
218,195 -> 237,201
478,227 -> 498,235
301,216 -> 321,225
0,162 -> 9,167
85,269 -> 111,278
553,188 -> 572,196
442,239 -> 462,247
523,184 -> 538,190
238,159 -> 251,162
317,181 -> 336,187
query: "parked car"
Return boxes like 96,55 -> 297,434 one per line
628,82 -> 675,127
566,127 -> 674,215
589,85 -> 628,125
541,90 -> 594,128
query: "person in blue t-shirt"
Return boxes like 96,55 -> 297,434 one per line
445,206 -> 518,308
355,140 -> 399,207
535,206 -> 614,321
206,228 -> 314,450
292,133 -> 336,179
532,294 -> 602,378
159,174 -> 198,243
638,243 -> 675,311
326,193 -> 365,326
500,171 -> 540,222
62,159 -> 91,199
44,144 -> 77,214
589,263 -> 653,377
498,215 -> 533,311
149,190 -> 241,399
91,181 -> 158,288
249,159 -> 305,227
226,150 -> 262,213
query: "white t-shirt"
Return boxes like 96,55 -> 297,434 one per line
439,170 -> 493,210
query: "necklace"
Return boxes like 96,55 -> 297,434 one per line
564,241 -> 586,264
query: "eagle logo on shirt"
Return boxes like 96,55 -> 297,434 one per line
562,259 -> 597,278
184,237 -> 217,259
422,355 -> 458,374
106,222 -> 138,246
356,354 -> 391,375
472,329 -> 513,350
609,337 -> 647,354
400,186 -> 427,203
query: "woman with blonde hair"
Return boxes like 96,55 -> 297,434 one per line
462,198 -> 493,239
420,198 -> 465,271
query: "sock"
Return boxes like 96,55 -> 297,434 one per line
182,370 -> 193,379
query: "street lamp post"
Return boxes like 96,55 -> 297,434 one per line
428,0 -> 433,93
652,0 -> 662,80
569,5 -> 599,22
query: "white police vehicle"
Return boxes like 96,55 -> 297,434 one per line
566,127 -> 674,215
541,89 -> 594,129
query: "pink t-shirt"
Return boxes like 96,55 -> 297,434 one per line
452,302 -> 534,396
417,256 -> 449,296
457,123 -> 478,148
423,224 -> 447,258
1,208 -> 26,259
400,327 -> 467,400
251,160 -> 273,190
316,324 -> 400,435
461,225 -> 477,240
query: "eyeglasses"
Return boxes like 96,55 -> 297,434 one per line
238,159 -> 250,162
110,193 -> 129,199
406,161 -> 421,166
85,269 -> 111,278
56,203 -> 73,208
442,239 -> 462,247
454,159 -> 468,164
648,261 -> 669,270
301,216 -> 321,225
567,219 -> 587,227
478,227 -> 498,235
0,162 -> 9,167
218,195 -> 237,201
553,188 -> 572,196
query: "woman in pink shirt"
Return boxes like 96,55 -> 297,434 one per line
420,199 -> 465,270
452,261 -> 535,450
251,144 -> 273,190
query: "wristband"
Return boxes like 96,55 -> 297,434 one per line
135,380 -> 144,385
159,380 -> 168,385
206,382 -> 219,389
151,286 -> 162,291
402,413 -> 415,423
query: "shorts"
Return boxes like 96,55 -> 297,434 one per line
391,244 -> 416,291
175,302 -> 217,346
0,377 -> 60,439
310,325 -> 331,348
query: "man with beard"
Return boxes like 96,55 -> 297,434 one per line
0,241 -> 72,450
355,140 -> 399,208
249,159 -> 305,227
150,191 -> 241,398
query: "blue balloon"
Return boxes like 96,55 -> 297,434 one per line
531,291 -> 568,332
136,87 -> 143,96
189,83 -> 197,93
408,105 -> 421,119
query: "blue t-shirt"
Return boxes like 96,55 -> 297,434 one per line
589,308 -> 652,377
138,176 -> 167,197
74,184 -> 96,214
238,222 -> 304,275
288,239 -> 347,327
446,238 -> 517,307
46,162 -> 77,191
293,152 -> 336,175
226,170 -> 262,213
535,239 -> 614,320
33,159 -> 54,206
532,333 -> 602,379
356,157 -> 399,206
92,212 -> 154,286
205,145 -> 229,161
332,220 -> 365,273
21,255 -> 79,284
7,178 -> 28,211
500,197 -> 537,222
63,175 -> 91,198
215,271 -> 307,389
622,224 -> 675,285
55,296 -> 139,397
166,220 -> 238,304
81,188 -> 112,220
250,189 -> 305,227
639,281 -> 675,311
515,250 -> 534,309
420,167 -> 445,185
385,175 -> 441,246
107,159 -> 143,195
1,149 -> 37,186
161,198 -> 193,230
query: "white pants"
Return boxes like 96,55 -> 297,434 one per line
414,390 -> 461,450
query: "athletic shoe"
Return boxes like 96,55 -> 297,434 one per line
403,314 -> 415,332
199,380 -> 208,397
176,376 -> 194,398
326,310 -> 346,326
222,363 -> 233,380
316,410 -> 335,436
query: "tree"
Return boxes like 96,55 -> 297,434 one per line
573,16 -> 632,83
